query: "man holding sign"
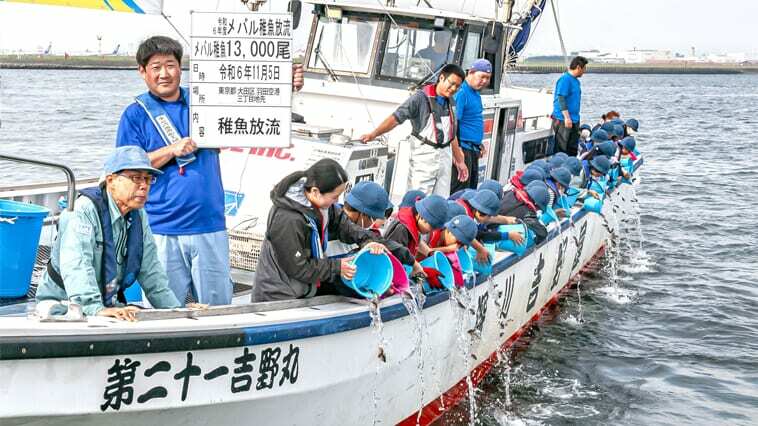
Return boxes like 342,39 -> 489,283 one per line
116,36 -> 303,306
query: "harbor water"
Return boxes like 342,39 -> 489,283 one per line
1,70 -> 757,425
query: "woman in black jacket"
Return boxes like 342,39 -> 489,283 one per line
252,159 -> 396,302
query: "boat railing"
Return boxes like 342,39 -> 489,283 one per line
0,153 -> 77,215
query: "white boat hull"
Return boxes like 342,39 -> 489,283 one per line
0,174 -> 641,426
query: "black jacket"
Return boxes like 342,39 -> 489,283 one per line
498,190 -> 548,244
252,175 -> 411,302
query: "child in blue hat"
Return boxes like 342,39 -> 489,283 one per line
426,215 -> 478,287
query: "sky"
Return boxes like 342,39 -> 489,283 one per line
0,0 -> 757,57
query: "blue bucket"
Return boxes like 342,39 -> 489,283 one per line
583,197 -> 604,213
0,200 -> 50,298
540,206 -> 560,226
468,243 -> 496,278
123,281 -> 143,303
496,224 -> 533,256
341,249 -> 393,298
620,158 -> 634,184
419,251 -> 454,293
561,187 -> 581,210
456,247 -> 474,277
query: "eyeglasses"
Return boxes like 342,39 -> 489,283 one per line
118,173 -> 157,185
443,76 -> 461,90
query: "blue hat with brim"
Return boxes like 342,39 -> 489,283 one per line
600,122 -> 615,134
104,146 -> 163,176
400,190 -> 425,208
467,189 -> 500,216
590,155 -> 611,175
525,181 -> 550,211
345,181 -> 393,219
625,118 -> 639,132
445,215 -> 477,246
416,194 -> 448,229
549,167 -> 572,189
470,58 -> 493,74
591,129 -> 610,143
597,140 -> 617,157
612,124 -> 625,138
579,123 -> 592,132
548,156 -> 565,171
520,167 -> 545,185
564,157 -> 581,176
530,159 -> 551,175
478,179 -> 503,200
621,136 -> 636,152
446,201 -> 467,222
460,189 -> 477,201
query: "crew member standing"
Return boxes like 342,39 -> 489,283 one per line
551,56 -> 587,156
451,59 -> 492,193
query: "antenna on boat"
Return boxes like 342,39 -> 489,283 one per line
549,0 -> 569,67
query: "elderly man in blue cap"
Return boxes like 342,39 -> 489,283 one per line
36,146 -> 194,321
451,58 -> 493,193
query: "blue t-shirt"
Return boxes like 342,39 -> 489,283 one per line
454,80 -> 484,151
116,90 -> 225,236
552,71 -> 581,123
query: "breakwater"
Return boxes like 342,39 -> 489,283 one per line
514,62 -> 758,74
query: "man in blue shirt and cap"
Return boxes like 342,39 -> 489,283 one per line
451,58 -> 492,193
36,146 -> 190,321
552,56 -> 588,156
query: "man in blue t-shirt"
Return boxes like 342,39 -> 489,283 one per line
551,56 -> 588,156
451,58 -> 492,193
115,36 -> 231,306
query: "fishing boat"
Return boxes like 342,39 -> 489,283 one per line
0,0 -> 644,424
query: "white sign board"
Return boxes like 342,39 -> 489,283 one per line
190,12 -> 293,148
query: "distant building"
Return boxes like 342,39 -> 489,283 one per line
572,48 -> 673,64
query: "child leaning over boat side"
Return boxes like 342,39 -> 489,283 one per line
454,189 -> 522,261
425,215 -> 478,287
498,181 -> 551,244
384,193 -> 449,278
251,159 -> 407,303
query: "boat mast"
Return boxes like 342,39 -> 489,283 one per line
549,0 -> 568,67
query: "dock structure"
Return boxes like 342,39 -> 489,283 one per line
512,62 -> 758,74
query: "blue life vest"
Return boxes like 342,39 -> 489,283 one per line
135,88 -> 196,170
620,158 -> 634,184
50,187 -> 144,307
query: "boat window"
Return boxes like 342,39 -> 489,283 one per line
461,31 -> 482,70
308,16 -> 380,75
379,26 -> 457,81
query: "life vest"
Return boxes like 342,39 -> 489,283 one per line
428,229 -> 444,249
135,88 -> 195,173
387,207 -> 421,256
456,198 -> 475,218
513,187 -> 538,212
411,84 -> 456,148
48,187 -> 144,307
510,170 -> 525,190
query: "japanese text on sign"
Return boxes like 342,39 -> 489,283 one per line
190,11 -> 292,148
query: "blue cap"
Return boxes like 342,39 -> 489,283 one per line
445,215 -> 478,246
625,118 -> 639,132
345,181 -> 392,219
597,140 -> 617,157
470,58 -> 492,73
563,157 -> 582,176
553,152 -> 569,162
591,129 -> 609,143
530,159 -> 551,175
612,124 -> 625,138
478,179 -> 503,200
460,189 -> 477,201
416,194 -> 448,229
548,155 -> 565,171
579,123 -> 592,132
549,167 -> 572,189
104,146 -> 163,176
400,190 -> 425,208
525,181 -> 550,211
446,200 -> 467,222
467,189 -> 500,216
600,122 -> 615,133
590,155 -> 611,175
520,167 -> 546,185
621,136 -> 636,152
610,118 -> 625,126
